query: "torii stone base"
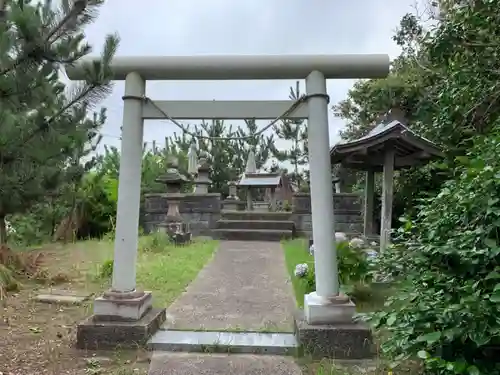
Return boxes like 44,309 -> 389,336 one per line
76,291 -> 166,349
294,310 -> 373,359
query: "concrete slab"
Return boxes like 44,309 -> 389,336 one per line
34,292 -> 92,305
164,241 -> 296,332
38,288 -> 92,297
148,330 -> 298,355
148,352 -> 302,375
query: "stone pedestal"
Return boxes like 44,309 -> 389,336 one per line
253,202 -> 269,212
156,157 -> 192,244
227,181 -> 239,200
77,290 -> 166,349
160,221 -> 192,245
162,192 -> 192,245
295,292 -> 373,359
223,181 -> 240,211
294,310 -> 373,359
194,157 -> 211,194
223,200 -> 240,211
304,292 -> 355,325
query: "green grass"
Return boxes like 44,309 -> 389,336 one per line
95,233 -> 219,307
282,238 -> 390,312
282,238 -> 312,307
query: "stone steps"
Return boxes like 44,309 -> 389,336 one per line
220,211 -> 292,222
148,330 -> 299,356
217,219 -> 295,231
213,228 -> 293,242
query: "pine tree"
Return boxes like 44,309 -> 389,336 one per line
273,82 -> 309,189
0,0 -> 119,243
171,119 -> 276,196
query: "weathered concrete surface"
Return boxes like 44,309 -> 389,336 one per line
34,289 -> 93,305
164,241 -> 296,332
148,330 -> 298,355
148,352 -> 302,375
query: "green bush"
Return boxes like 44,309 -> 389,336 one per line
139,231 -> 171,253
282,200 -> 292,212
0,264 -> 19,299
99,259 -> 114,279
363,133 -> 500,375
299,261 -> 316,295
337,240 -> 371,285
298,238 -> 372,295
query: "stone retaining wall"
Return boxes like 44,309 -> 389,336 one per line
144,193 -> 221,236
144,192 -> 364,238
291,193 -> 363,237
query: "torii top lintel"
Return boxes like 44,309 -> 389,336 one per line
65,54 -> 390,81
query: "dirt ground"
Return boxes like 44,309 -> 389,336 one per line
0,242 -> 149,375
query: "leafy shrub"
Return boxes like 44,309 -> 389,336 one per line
295,237 -> 372,296
337,239 -> 372,285
363,133 -> 500,375
0,264 -> 19,300
298,262 -> 316,295
99,259 -> 114,279
283,200 -> 292,212
139,231 -> 171,253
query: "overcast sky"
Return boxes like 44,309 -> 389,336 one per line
82,0 -> 420,156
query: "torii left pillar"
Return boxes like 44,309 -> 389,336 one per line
74,72 -> 166,349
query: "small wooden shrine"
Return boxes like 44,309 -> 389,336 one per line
238,172 -> 285,212
330,109 -> 442,250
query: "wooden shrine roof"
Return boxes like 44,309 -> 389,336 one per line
330,112 -> 442,171
238,172 -> 282,187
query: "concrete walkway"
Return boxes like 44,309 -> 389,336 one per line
148,241 -> 302,375
163,241 -> 296,332
149,352 -> 302,375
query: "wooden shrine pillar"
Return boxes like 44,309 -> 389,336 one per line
246,187 -> 253,211
270,187 -> 277,212
363,169 -> 375,237
380,146 -> 395,251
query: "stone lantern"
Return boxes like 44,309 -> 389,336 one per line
227,181 -> 239,200
223,181 -> 240,211
155,156 -> 191,244
194,157 -> 211,194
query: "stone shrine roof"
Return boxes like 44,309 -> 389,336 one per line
330,110 -> 442,171
238,172 -> 282,187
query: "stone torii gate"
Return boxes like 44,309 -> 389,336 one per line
66,54 -> 389,348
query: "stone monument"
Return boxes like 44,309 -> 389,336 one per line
194,157 -> 211,194
227,181 -> 239,200
223,181 -> 240,211
155,156 -> 191,245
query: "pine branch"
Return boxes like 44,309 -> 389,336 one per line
0,0 -> 89,77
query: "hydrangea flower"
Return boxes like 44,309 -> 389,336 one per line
335,232 -> 348,243
294,263 -> 309,277
309,244 -> 315,256
365,249 -> 378,260
5,220 -> 15,234
349,237 -> 365,249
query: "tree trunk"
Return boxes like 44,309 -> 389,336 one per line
0,215 -> 7,245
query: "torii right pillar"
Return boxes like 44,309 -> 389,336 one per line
297,70 -> 374,360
